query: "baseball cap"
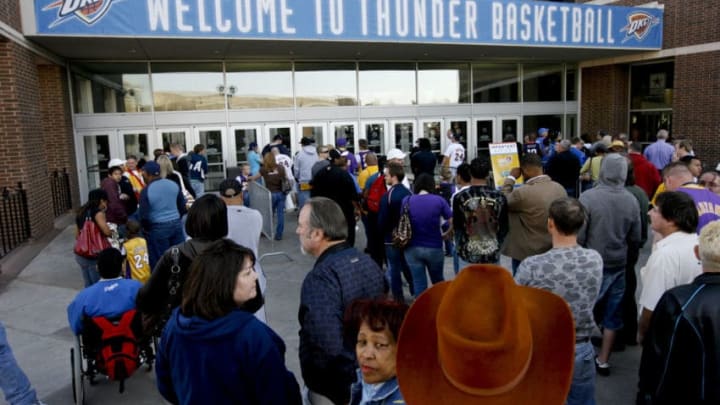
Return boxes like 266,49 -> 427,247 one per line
219,178 -> 243,198
300,137 -> 315,146
142,161 -> 160,176
249,142 -> 258,149
538,128 -> 549,135
328,149 -> 342,160
386,148 -> 406,161
336,137 -> 348,147
108,158 -> 126,169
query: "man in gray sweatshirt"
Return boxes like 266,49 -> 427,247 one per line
294,137 -> 319,210
578,153 -> 642,376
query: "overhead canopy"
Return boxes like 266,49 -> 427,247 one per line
26,0 -> 663,61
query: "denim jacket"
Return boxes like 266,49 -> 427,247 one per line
349,370 -> 405,405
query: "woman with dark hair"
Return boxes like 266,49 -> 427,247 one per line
260,152 -> 288,240
402,173 -> 452,297
136,194 -> 231,333
344,299 -> 409,405
156,239 -> 300,405
410,137 -> 436,177
75,189 -> 112,287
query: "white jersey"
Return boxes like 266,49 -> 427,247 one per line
444,142 -> 466,168
275,154 -> 295,184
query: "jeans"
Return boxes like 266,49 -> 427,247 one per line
0,322 -> 40,405
75,254 -> 100,287
620,245 -> 641,344
512,258 -> 522,275
566,341 -> 596,405
242,190 -> 250,207
271,192 -> 286,239
297,189 -> 311,211
385,245 -> 407,302
190,179 -> 204,198
404,246 -> 445,297
595,267 -> 626,331
146,220 -> 185,270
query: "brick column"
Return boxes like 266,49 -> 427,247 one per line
580,64 -> 630,137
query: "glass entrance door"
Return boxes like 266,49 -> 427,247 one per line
363,121 -> 386,155
159,128 -> 189,154
475,119 -> 495,160
499,116 -> 521,144
120,131 -> 151,161
420,119 -> 442,158
78,133 -> 119,201
331,122 -> 356,152
298,123 -> 326,153
267,124 -> 294,155
195,128 -> 226,191
231,126 -> 260,167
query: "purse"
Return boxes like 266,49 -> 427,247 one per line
392,197 -> 413,249
281,176 -> 292,194
74,215 -> 111,258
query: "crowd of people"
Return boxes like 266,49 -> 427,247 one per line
4,126 -> 720,405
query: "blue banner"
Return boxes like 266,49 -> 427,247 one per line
34,0 -> 663,49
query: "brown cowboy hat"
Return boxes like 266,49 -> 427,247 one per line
396,264 -> 575,405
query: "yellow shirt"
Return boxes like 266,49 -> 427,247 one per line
358,165 -> 379,190
123,237 -> 150,284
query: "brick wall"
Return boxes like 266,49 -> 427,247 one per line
580,64 -> 630,137
38,64 -> 80,209
673,51 -> 720,167
0,0 -> 22,31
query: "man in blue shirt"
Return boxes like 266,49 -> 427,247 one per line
643,129 -> 674,171
67,248 -> 142,335
139,161 -> 186,268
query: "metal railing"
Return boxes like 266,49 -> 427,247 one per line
0,183 -> 31,258
50,168 -> 73,217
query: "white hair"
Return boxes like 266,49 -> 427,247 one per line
699,221 -> 720,272
656,129 -> 669,140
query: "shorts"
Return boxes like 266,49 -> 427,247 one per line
595,266 -> 626,331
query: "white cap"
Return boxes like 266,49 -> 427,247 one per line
716,162 -> 720,171
108,158 -> 126,168
386,148 -> 406,161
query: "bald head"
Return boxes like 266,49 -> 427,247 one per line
365,152 -> 378,166
663,162 -> 694,191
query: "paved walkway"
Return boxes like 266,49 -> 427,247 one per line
0,214 -> 647,404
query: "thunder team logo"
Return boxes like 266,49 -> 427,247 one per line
43,0 -> 117,28
621,12 -> 660,43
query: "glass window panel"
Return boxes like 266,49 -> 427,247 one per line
630,62 -> 674,110
476,120 -> 493,159
523,115 -> 563,139
296,62 -> 357,107
72,63 -> 152,113
199,130 -> 225,191
422,121 -> 442,154
161,131 -> 187,153
565,115 -> 577,139
123,133 -> 149,161
334,124 -> 355,153
418,63 -> 470,104
523,64 -> 563,102
226,62 -> 293,109
365,123 -> 385,154
269,127 -> 292,151
235,128 -> 258,164
449,121 -> 468,151
630,111 -> 672,144
151,63 -> 224,111
566,65 -> 577,101
83,135 -> 110,190
473,64 -> 519,103
359,63 -> 416,106
500,120 -> 518,142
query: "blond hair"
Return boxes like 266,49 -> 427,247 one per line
156,154 -> 174,178
699,221 -> 720,272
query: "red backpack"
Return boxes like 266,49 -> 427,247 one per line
364,173 -> 387,213
92,310 -> 140,392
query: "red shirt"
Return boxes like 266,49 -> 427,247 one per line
629,152 -> 661,199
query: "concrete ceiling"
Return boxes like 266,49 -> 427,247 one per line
27,36 -> 645,63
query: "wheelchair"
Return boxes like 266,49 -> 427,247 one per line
69,309 -> 157,404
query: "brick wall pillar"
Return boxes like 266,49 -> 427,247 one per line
38,64 -> 81,209
0,39 -> 57,238
580,64 -> 630,137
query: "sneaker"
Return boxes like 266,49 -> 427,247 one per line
595,357 -> 610,377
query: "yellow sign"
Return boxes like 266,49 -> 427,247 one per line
489,142 -> 522,189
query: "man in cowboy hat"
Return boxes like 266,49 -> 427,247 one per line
396,264 -> 575,405
516,197 -> 603,404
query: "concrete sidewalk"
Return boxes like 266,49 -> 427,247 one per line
1,214 -> 644,404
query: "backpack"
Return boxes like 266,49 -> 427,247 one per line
364,173 -> 387,213
92,309 -> 140,392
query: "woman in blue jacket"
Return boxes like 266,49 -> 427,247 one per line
155,239 -> 301,405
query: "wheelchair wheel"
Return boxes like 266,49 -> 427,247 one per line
71,340 -> 85,405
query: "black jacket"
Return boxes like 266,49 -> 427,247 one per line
638,272 -> 720,405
